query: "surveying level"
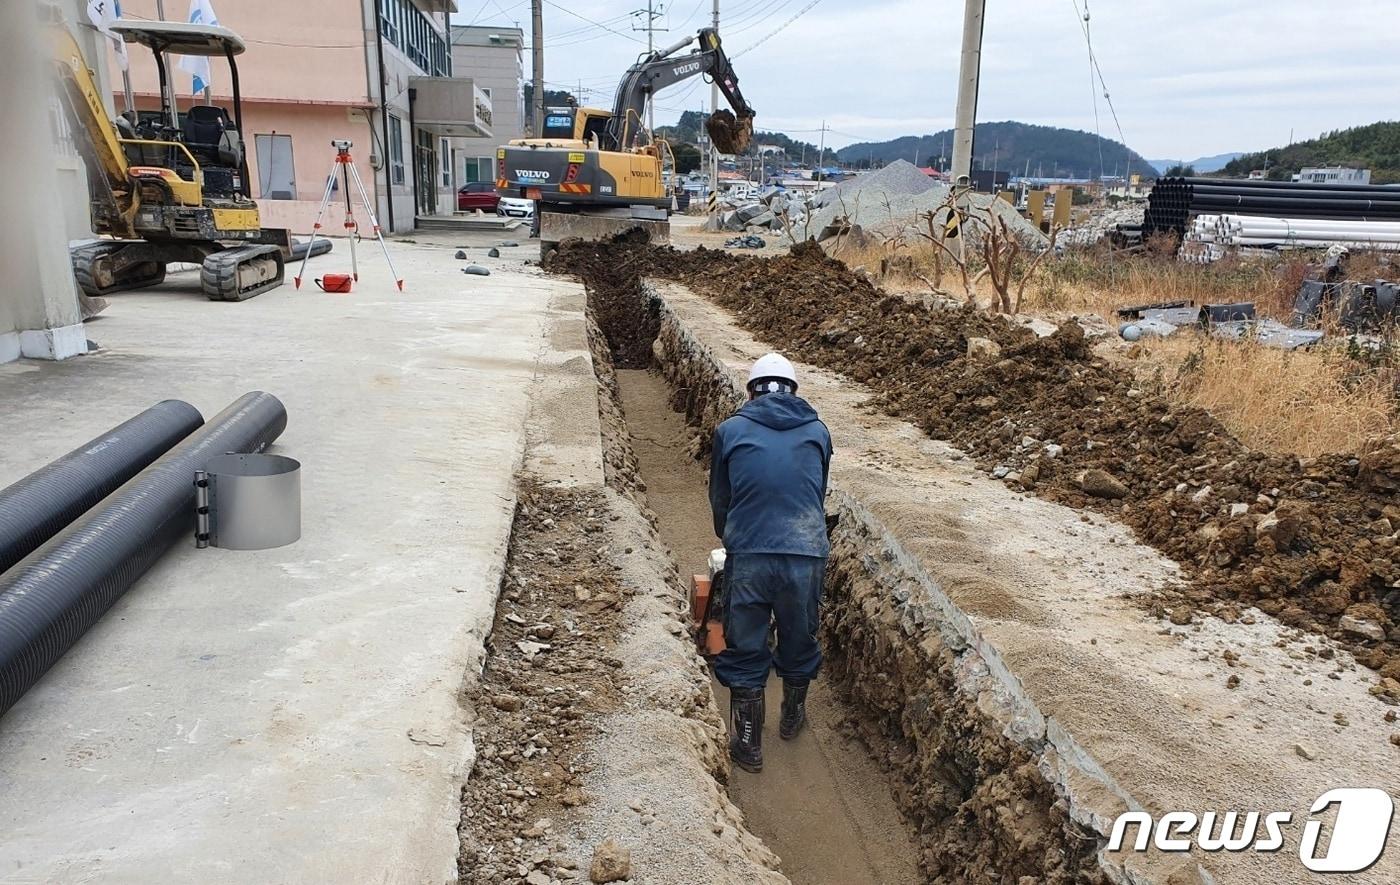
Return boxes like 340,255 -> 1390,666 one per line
295,140 -> 404,292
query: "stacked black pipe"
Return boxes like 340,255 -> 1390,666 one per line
0,392 -> 287,718
1144,177 -> 1400,237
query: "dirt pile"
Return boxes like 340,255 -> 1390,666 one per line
458,482 -> 630,884
551,236 -> 1400,680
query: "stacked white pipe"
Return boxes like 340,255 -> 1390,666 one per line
1179,213 -> 1225,263
1212,215 -> 1400,251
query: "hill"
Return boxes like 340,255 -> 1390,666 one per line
1147,152 -> 1244,174
834,121 -> 1153,179
1218,121 -> 1400,184
654,111 -> 836,165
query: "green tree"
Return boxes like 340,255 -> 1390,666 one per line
1163,164 -> 1197,177
1219,121 -> 1400,184
521,85 -> 576,112
672,142 -> 702,173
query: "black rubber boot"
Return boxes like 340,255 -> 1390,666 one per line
779,681 -> 808,740
728,686 -> 765,773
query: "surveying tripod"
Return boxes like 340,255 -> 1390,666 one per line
295,140 -> 403,292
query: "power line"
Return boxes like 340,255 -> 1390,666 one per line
733,0 -> 822,57
1070,0 -> 1133,181
542,0 -> 647,44
723,0 -> 788,31
727,0 -> 795,34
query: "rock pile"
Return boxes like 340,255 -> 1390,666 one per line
805,160 -> 1046,247
1060,203 -> 1146,247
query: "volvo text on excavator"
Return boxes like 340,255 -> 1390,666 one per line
46,5 -> 289,301
496,27 -> 754,257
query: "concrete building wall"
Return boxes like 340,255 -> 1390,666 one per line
449,25 -> 523,186
2,0 -> 85,362
364,0 -> 481,227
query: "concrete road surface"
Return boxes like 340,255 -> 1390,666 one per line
0,236 -> 572,884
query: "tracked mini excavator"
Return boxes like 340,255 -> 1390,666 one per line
46,6 -> 289,300
496,27 -> 755,257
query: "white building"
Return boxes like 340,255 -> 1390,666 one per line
449,25 -> 524,187
1293,166 -> 1372,185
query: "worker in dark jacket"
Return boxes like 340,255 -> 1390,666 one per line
709,352 -> 833,773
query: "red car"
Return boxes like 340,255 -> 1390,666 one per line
457,182 -> 500,212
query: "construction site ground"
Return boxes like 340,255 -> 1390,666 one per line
0,236 -> 573,883
2,227 -> 1398,884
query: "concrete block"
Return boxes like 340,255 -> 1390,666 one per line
19,323 -> 87,360
0,331 -> 19,364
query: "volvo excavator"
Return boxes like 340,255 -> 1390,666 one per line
496,27 -> 754,256
46,6 -> 289,301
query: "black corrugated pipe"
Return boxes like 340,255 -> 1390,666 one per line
0,400 -> 204,575
0,392 -> 287,719
1177,176 -> 1397,195
1189,184 -> 1400,203
1190,195 -> 1400,215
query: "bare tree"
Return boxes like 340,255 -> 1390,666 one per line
913,195 -> 987,302
979,216 -> 1060,314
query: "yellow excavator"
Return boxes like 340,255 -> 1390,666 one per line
46,5 -> 288,300
496,27 -> 754,255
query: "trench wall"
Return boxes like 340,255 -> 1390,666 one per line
645,281 -> 1202,885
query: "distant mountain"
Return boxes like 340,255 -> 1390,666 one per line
834,121 -> 1153,179
1147,152 -> 1244,174
1218,121 -> 1400,184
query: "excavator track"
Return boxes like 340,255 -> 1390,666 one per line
200,244 -> 285,302
70,241 -> 167,297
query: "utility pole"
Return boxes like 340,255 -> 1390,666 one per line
950,0 -> 985,198
816,120 -> 828,185
710,0 -> 720,205
531,0 -> 544,136
633,1 -> 667,134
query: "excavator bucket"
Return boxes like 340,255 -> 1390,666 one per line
706,109 -> 754,156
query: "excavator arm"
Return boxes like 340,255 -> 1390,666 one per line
607,27 -> 755,154
42,4 -> 138,237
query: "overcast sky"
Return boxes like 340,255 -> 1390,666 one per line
453,0 -> 1400,160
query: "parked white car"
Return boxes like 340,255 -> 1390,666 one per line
497,197 -> 535,219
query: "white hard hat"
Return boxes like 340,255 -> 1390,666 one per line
747,353 -> 797,392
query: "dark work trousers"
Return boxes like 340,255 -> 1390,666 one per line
714,552 -> 825,690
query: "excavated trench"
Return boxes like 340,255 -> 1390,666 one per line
569,249 -> 1115,884
615,367 -> 920,885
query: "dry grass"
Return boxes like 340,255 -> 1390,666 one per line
1024,249 -> 1311,323
1131,335 -> 1398,457
825,239 -> 1399,456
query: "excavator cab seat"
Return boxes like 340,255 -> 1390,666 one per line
182,105 -> 243,169
180,105 -> 245,195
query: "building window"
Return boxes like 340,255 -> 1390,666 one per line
255,133 -> 296,199
478,157 -> 493,183
441,138 -> 451,188
388,114 -> 405,185
381,0 -> 450,76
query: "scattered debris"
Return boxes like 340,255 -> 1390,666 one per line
723,235 -> 766,249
